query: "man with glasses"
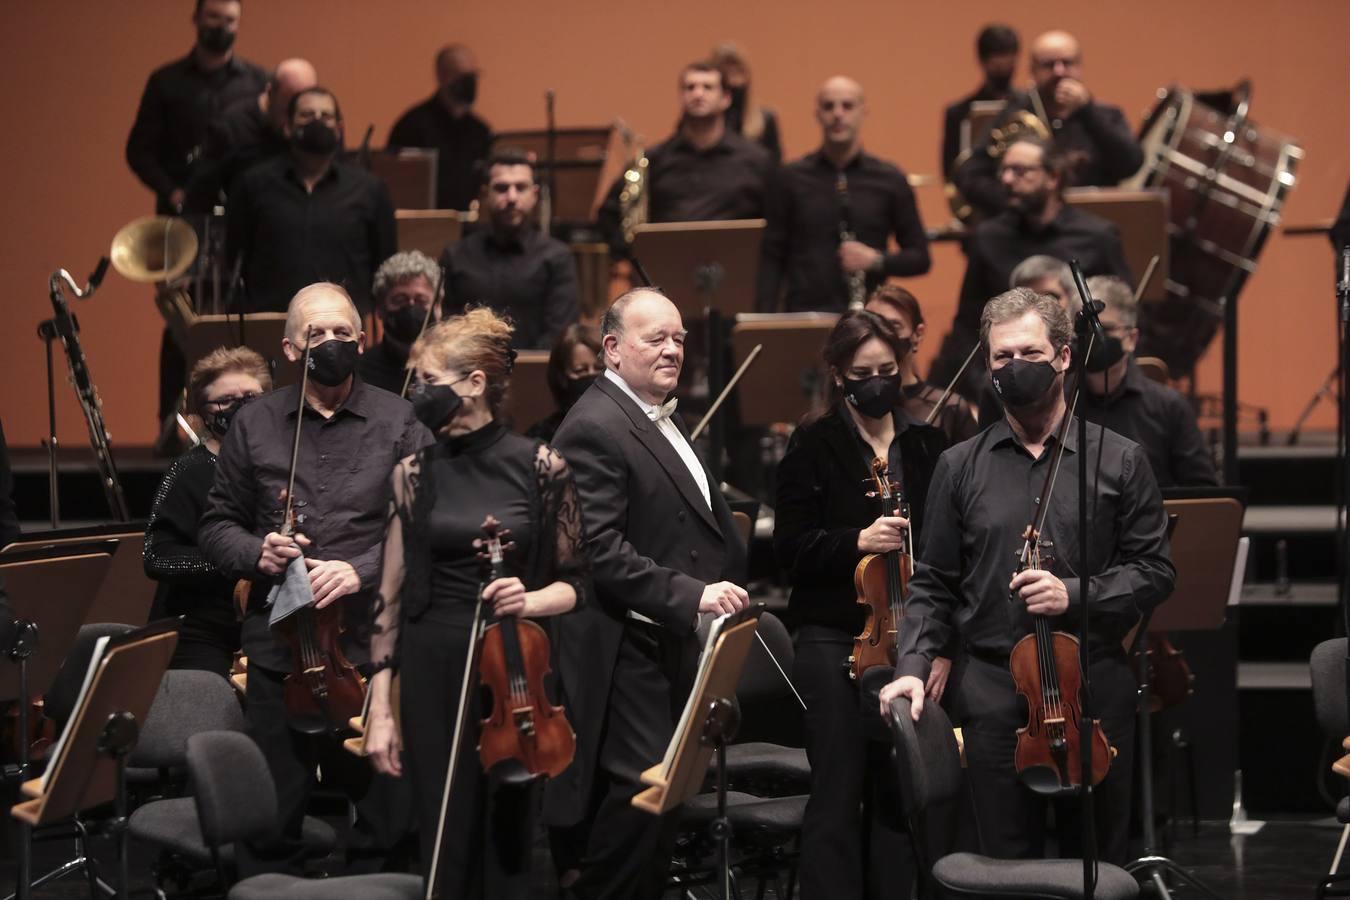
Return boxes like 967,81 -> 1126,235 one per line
954,29 -> 1142,221
929,135 -> 1131,398
226,86 -> 396,315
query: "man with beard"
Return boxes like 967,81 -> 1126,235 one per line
226,87 -> 397,315
941,24 -> 1021,181
388,44 -> 493,211
597,61 -> 774,256
441,149 -> 579,349
126,0 -> 266,215
880,288 -> 1174,865
929,135 -> 1131,397
360,250 -> 442,395
757,76 -> 930,314
955,29 -> 1143,221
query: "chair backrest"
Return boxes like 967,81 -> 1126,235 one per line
889,695 -> 963,877
44,623 -> 135,730
130,670 -> 247,769
1311,638 -> 1348,738
187,730 -> 279,848
733,611 -> 805,747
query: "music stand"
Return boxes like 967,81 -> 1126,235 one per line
369,148 -> 438,210
493,127 -> 613,228
1123,496 -> 1243,899
1064,189 -> 1170,304
500,350 -> 551,435
10,619 -> 176,900
183,314 -> 293,389
5,527 -> 156,628
633,604 -> 763,900
395,209 -> 465,258
730,314 -> 839,426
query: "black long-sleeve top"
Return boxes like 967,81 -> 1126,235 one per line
773,405 -> 947,634
440,228 -> 579,350
185,98 -> 288,212
387,96 -> 493,211
198,380 -> 433,671
953,205 -> 1132,338
757,150 -> 931,313
143,445 -> 238,642
226,155 -> 397,315
125,50 -> 267,213
894,417 -> 1175,683
597,130 -> 774,254
954,92 -> 1144,221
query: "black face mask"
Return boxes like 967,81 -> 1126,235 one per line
1085,335 -> 1127,373
384,306 -> 427,346
207,397 -> 252,439
409,382 -> 463,432
563,374 -> 597,409
292,121 -> 340,156
197,24 -> 235,54
843,373 -> 903,419
446,73 -> 477,106
305,339 -> 359,387
991,358 -> 1060,408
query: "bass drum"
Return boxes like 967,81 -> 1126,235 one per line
1124,83 -> 1303,376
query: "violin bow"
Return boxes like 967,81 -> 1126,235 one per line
691,343 -> 763,442
399,264 -> 446,400
923,342 -> 981,428
282,325 -> 314,532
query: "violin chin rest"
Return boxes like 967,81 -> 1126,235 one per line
487,758 -> 543,787
1017,765 -> 1078,798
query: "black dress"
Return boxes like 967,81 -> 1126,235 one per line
143,444 -> 241,677
371,421 -> 587,899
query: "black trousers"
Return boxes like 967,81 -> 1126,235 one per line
949,652 -> 1137,865
573,620 -> 697,900
794,629 -> 914,900
400,618 -> 537,900
239,663 -> 414,877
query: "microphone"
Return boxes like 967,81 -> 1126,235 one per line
1068,258 -> 1107,356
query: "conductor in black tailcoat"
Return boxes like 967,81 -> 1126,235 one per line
551,287 -> 749,899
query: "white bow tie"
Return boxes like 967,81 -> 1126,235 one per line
647,398 -> 678,423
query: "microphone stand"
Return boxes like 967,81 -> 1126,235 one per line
5,619 -> 38,900
1337,247 -> 1350,737
542,90 -> 557,236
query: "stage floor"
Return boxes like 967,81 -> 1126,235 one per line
0,814 -> 1342,897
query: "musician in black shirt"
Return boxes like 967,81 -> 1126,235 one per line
226,87 -> 397,315
125,0 -> 266,214
881,288 -> 1174,864
597,62 -> 773,256
941,24 -> 1021,180
758,76 -> 930,313
1080,277 -> 1217,489
954,30 -> 1143,221
387,44 -> 493,212
930,136 -> 1131,398
360,250 -> 442,395
441,150 -> 579,349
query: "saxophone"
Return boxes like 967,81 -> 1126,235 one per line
836,173 -> 866,310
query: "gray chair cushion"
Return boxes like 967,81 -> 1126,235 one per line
1338,796 -> 1350,824
722,742 -> 810,786
131,670 -> 246,769
187,731 -> 278,847
1312,639 -> 1348,738
129,797 -> 337,865
682,791 -> 808,833
228,872 -> 423,900
932,852 -> 1139,899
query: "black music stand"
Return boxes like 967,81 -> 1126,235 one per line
633,605 -> 763,900
5,527 -> 155,629
630,220 -> 766,481
183,314 -> 293,389
730,314 -> 840,426
1124,496 -> 1244,899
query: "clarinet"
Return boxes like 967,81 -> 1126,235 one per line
46,263 -> 130,522
836,173 -> 866,310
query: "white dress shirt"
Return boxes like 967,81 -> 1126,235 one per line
604,369 -> 711,509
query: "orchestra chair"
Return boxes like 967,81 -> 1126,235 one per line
887,696 -> 1140,900
1311,638 -> 1350,899
187,731 -> 421,900
1134,356 -> 1170,385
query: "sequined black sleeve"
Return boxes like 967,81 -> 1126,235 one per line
144,447 -> 218,584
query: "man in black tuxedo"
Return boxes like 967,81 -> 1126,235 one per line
551,287 -> 750,899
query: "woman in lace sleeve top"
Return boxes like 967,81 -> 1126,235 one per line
363,307 -> 588,899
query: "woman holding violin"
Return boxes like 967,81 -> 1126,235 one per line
880,288 -> 1174,865
364,307 -> 588,898
773,309 -> 947,899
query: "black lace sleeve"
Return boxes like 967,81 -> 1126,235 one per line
369,451 -> 425,674
529,442 -> 590,609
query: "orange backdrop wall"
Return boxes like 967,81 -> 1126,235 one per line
2,1 -> 1347,448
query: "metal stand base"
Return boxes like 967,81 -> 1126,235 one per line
1126,855 -> 1222,900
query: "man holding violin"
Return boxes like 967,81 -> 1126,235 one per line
199,282 -> 432,875
880,288 -> 1174,864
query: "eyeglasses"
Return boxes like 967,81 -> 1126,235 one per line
204,393 -> 259,410
998,163 -> 1046,179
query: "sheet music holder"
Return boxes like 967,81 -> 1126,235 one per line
370,148 -> 438,209
1155,496 -> 1245,632
633,604 -> 763,815
493,126 -> 613,226
396,209 -> 466,258
4,526 -> 156,628
629,220 -> 766,319
1064,188 -> 1170,304
183,314 -> 294,389
500,350 -> 551,434
731,313 -> 839,426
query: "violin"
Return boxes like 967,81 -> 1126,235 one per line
274,325 -> 366,735
1136,634 -> 1195,713
474,516 -> 576,781
1007,399 -> 1112,795
849,457 -> 912,681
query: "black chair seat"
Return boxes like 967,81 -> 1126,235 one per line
129,797 -> 338,865
932,852 -> 1139,899
228,872 -> 422,900
682,791 -> 808,833
1339,796 -> 1350,824
722,742 -> 810,787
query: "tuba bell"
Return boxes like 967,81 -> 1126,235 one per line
110,215 -> 200,348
